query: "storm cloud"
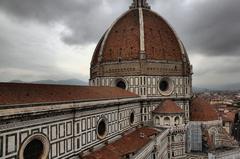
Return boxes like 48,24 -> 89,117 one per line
0,0 -> 239,88
0,0 -> 129,44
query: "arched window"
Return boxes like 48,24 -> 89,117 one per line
155,116 -> 160,125
164,117 -> 170,126
174,116 -> 180,125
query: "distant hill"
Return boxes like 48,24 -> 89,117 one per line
9,79 -> 88,86
193,87 -> 211,93
193,83 -> 240,92
219,83 -> 240,91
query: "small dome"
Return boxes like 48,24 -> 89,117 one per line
153,100 -> 184,114
190,97 -> 219,121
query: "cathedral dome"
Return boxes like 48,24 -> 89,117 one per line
89,0 -> 192,103
90,1 -> 191,79
91,8 -> 184,65
190,97 -> 219,122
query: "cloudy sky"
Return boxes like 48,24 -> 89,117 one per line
0,0 -> 239,89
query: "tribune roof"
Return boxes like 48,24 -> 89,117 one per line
0,83 -> 138,106
153,100 -> 184,114
83,127 -> 158,159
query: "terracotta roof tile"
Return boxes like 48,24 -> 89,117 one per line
83,127 -> 158,159
102,9 -> 140,63
222,111 -> 235,122
143,9 -> 182,61
91,8 -> 184,66
0,83 -> 138,106
153,100 -> 184,114
190,97 -> 219,121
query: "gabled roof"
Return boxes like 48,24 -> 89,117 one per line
0,83 -> 139,106
190,97 -> 218,121
153,100 -> 184,114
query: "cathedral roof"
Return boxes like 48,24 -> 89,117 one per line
91,3 -> 187,67
190,97 -> 219,121
83,127 -> 158,159
0,83 -> 138,106
153,100 -> 184,114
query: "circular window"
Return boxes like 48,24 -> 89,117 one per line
158,77 -> 174,96
19,133 -> 50,159
160,80 -> 169,91
130,112 -> 135,125
24,139 -> 44,159
97,118 -> 108,139
116,80 -> 126,89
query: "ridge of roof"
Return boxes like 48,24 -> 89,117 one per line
0,83 -> 139,106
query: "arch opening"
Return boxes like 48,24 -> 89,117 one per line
155,116 -> 160,125
164,117 -> 170,126
174,116 -> 180,125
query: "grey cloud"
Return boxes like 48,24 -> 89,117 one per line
0,0 -> 129,45
0,15 -> 88,82
153,0 -> 240,56
1,0 -> 239,56
0,0 -> 100,22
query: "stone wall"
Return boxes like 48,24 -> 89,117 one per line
0,98 -> 141,159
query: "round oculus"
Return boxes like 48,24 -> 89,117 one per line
116,80 -> 126,89
130,112 -> 135,125
158,77 -> 174,96
97,118 -> 108,139
19,133 -> 50,159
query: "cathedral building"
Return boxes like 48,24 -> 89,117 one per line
0,1 -> 238,159
90,0 -> 192,122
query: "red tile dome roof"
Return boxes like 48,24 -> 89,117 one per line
91,7 -> 187,67
153,100 -> 184,114
190,97 -> 219,121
